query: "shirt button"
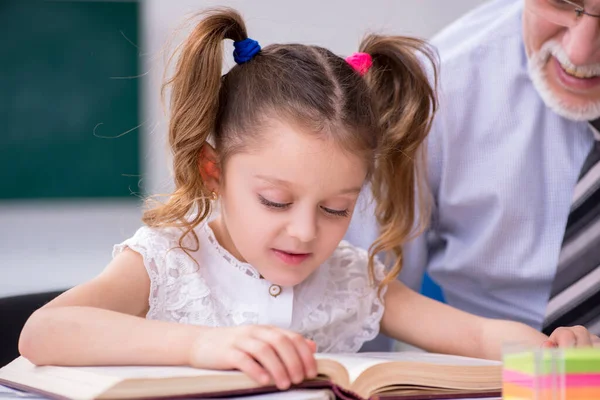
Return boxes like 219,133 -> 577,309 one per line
269,284 -> 282,297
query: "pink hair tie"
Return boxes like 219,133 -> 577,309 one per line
346,52 -> 372,76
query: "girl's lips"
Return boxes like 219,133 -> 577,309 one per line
272,249 -> 311,265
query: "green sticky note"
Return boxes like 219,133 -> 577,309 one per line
503,348 -> 600,375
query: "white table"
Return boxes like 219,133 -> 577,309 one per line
0,384 -> 501,400
0,201 -> 141,299
0,385 -> 336,400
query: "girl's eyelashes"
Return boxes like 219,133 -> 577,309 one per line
258,195 -> 290,209
258,195 -> 350,217
321,207 -> 350,218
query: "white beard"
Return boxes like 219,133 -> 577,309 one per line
527,40 -> 600,121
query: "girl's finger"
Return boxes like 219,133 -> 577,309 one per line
281,331 -> 318,379
228,348 -> 271,386
571,326 -> 593,348
550,328 -> 576,348
238,337 -> 291,390
263,329 -> 309,384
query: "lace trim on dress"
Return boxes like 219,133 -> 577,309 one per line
202,224 -> 261,280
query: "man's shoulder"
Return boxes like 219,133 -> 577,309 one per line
427,0 -> 531,123
432,0 -> 523,72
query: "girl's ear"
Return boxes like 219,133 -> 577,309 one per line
198,143 -> 221,194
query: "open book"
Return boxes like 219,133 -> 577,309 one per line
0,352 -> 502,400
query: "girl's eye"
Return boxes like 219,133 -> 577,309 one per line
321,206 -> 349,218
258,195 -> 349,217
258,195 -> 291,209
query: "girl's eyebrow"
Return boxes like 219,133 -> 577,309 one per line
253,174 -> 362,194
254,174 -> 291,188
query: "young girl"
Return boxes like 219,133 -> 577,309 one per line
20,8 -> 599,392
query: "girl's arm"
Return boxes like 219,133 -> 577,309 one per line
19,249 -> 204,366
381,280 -> 549,360
18,249 -> 317,390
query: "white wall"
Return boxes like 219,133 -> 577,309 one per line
142,0 -> 487,197
1,0 -> 486,298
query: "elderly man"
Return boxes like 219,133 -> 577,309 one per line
349,0 -> 600,339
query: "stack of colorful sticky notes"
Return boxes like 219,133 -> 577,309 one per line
503,347 -> 600,400
502,348 -> 600,400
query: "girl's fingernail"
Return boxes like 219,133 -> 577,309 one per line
279,380 -> 290,390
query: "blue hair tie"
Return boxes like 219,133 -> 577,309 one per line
233,38 -> 261,64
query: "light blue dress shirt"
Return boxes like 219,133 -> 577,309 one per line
347,0 -> 596,329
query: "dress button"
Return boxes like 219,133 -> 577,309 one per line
269,284 -> 282,297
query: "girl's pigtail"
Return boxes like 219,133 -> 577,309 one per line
143,9 -> 247,250
360,35 -> 438,295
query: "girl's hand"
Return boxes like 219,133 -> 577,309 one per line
542,325 -> 600,348
189,325 -> 318,390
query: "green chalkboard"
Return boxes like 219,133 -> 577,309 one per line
0,1 -> 140,199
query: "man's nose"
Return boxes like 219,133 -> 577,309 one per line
563,16 -> 600,65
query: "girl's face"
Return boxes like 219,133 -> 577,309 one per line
210,119 -> 368,287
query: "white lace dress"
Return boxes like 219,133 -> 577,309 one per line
113,223 -> 386,353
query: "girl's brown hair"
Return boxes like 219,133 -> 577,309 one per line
143,8 -> 437,293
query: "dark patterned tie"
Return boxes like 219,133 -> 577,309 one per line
543,119 -> 600,335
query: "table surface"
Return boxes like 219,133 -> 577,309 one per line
0,384 -> 501,400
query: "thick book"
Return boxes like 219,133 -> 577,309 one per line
0,352 -> 502,400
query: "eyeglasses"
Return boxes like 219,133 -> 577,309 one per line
527,0 -> 600,27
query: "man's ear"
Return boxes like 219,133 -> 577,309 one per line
198,143 -> 221,193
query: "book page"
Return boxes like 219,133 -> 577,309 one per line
0,358 -> 249,400
74,365 -> 244,379
357,352 -> 501,366
316,354 -> 382,383
0,383 -> 46,398
317,352 -> 500,383
0,358 -> 122,400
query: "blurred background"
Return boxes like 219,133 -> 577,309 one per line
0,0 -> 486,298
